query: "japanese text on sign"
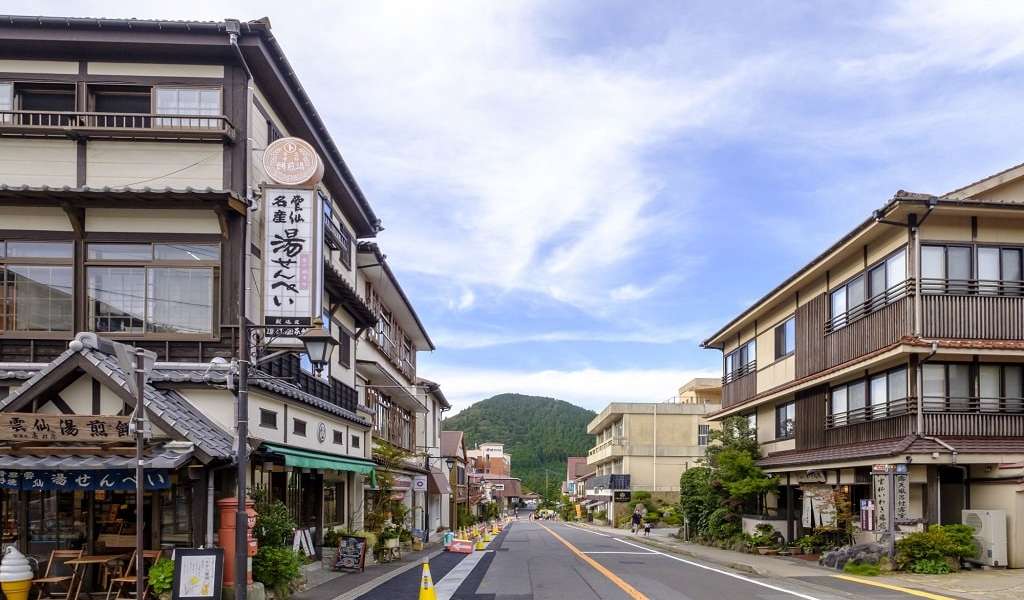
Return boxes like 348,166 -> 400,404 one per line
0,469 -> 170,491
0,413 -> 130,442
263,188 -> 321,338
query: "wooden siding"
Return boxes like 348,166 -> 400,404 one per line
796,294 -> 910,379
923,295 -> 1024,339
795,295 -> 826,379
795,385 -> 827,450
824,297 -> 910,368
923,412 -> 1024,437
824,414 -> 914,447
722,370 -> 757,409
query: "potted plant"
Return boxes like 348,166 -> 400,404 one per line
797,534 -> 818,556
322,529 -> 342,568
148,558 -> 175,600
381,525 -> 401,549
752,523 -> 780,555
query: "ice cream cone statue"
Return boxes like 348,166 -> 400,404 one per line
0,547 -> 34,600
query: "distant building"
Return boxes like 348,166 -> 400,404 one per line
585,378 -> 722,519
466,441 -> 511,476
562,456 -> 595,495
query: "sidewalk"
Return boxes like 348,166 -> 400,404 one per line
293,542 -> 444,600
573,521 -> 1024,600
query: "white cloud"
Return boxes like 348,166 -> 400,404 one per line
431,320 -> 716,350
446,288 -> 476,312
422,364 -> 719,415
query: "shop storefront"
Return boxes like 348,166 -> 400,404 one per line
0,334 -> 235,562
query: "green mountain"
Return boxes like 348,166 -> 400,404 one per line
442,393 -> 595,500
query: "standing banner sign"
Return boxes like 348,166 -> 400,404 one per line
261,136 -> 325,341
334,535 -> 367,572
172,548 -> 224,600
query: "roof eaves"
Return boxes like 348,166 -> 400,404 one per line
357,242 -> 435,350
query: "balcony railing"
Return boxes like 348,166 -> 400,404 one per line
922,396 -> 1024,414
825,280 -> 913,334
0,109 -> 235,142
588,437 -> 625,456
920,278 -> 1024,296
825,396 -> 914,429
722,360 -> 756,385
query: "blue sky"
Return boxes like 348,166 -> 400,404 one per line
18,1 -> 1024,413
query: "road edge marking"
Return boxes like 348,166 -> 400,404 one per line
537,523 -> 649,600
834,575 -> 958,600
564,523 -> 611,537
614,538 -> 824,600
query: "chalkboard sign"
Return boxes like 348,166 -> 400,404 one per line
172,548 -> 224,600
334,535 -> 367,572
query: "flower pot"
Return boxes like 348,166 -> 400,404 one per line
756,546 -> 778,556
412,540 -> 424,551
788,546 -> 803,556
384,537 -> 399,549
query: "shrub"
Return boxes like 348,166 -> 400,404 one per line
148,559 -> 175,596
908,558 -> 951,574
252,546 -> 304,599
843,561 -> 880,577
593,510 -> 607,521
895,524 -> 977,571
253,498 -> 296,548
751,523 -> 778,547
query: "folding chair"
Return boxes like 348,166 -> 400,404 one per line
32,549 -> 83,600
105,550 -> 163,600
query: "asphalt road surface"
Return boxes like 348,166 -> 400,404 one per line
357,519 -> 934,600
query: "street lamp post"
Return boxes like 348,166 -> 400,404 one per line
232,322 -> 336,599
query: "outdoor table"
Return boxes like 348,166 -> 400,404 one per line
64,555 -> 127,600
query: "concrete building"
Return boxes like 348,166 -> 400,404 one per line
466,441 -> 511,476
585,378 -> 722,511
703,163 -> 1024,565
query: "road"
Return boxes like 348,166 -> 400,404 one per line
356,519 -> 936,600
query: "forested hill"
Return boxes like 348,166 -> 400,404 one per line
442,393 -> 596,499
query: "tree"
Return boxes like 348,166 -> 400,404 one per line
679,415 -> 778,542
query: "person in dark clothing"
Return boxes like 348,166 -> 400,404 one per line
630,507 -> 643,533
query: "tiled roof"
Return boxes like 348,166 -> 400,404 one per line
0,365 -> 42,380
759,435 -> 1024,469
0,444 -> 195,470
151,366 -> 370,428
758,436 -> 917,468
0,334 -> 233,461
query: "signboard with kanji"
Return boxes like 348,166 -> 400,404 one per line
263,187 -> 322,339
0,469 -> 170,491
0,413 -> 131,442
172,548 -> 224,600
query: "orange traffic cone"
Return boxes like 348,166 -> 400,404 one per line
418,561 -> 437,600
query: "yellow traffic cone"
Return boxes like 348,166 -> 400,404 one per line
419,561 -> 437,600
474,538 -> 486,550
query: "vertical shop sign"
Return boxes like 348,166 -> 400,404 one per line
264,188 -> 321,338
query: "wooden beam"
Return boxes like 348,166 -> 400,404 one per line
60,203 -> 85,236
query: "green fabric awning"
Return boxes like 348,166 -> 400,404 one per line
262,443 -> 377,486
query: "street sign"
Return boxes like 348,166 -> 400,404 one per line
412,476 -> 428,492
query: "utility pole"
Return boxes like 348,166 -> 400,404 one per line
134,349 -> 146,600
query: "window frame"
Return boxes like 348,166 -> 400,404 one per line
724,339 -> 757,382
774,401 -> 796,440
697,424 -> 710,446
828,247 -> 908,331
259,409 -> 278,429
774,316 -> 796,360
293,418 -> 307,437
0,239 -> 75,337
827,366 -> 909,428
84,241 -> 221,340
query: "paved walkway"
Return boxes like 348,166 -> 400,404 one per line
294,542 -> 444,600
575,521 -> 1024,600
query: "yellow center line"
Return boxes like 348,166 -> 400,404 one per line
834,575 -> 958,600
537,522 -> 649,600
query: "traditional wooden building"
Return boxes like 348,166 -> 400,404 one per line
702,164 -> 1024,566
0,15 -> 422,558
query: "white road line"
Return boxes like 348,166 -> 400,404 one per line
563,523 -> 610,537
584,551 -> 657,555
434,550 -> 491,600
614,538 -> 824,600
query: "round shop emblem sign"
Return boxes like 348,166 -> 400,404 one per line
263,136 -> 324,187
317,422 -> 327,443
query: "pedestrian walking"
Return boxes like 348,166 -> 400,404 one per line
643,520 -> 652,536
630,506 -> 642,534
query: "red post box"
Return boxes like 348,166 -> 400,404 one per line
217,497 -> 258,586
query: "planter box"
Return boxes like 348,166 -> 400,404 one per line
383,537 -> 399,549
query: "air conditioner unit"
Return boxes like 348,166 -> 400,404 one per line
962,509 -> 1008,567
